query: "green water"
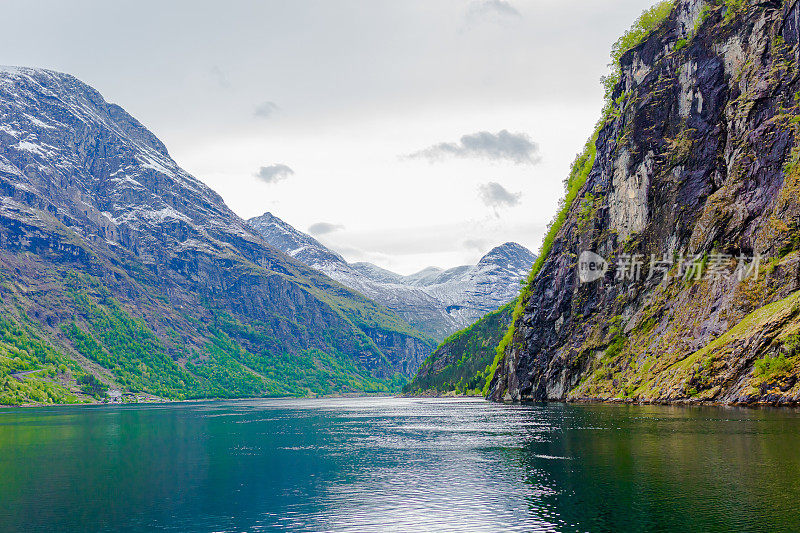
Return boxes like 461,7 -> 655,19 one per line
0,397 -> 798,532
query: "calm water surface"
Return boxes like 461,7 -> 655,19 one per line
1,397 -> 799,532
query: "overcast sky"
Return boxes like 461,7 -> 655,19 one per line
2,0 -> 656,274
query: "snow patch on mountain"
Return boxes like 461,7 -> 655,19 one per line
248,212 -> 536,340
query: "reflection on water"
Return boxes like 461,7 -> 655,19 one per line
1,397 -> 799,532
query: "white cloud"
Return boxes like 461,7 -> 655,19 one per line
406,130 -> 540,165
308,222 -> 344,235
254,101 -> 279,118
479,181 -> 522,211
467,0 -> 522,20
255,164 -> 294,184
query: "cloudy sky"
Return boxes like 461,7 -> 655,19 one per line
2,0 -> 656,274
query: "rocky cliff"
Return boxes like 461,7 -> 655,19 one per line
489,0 -> 800,405
248,212 -> 536,340
0,67 -> 432,404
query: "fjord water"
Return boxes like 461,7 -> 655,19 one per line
1,398 -> 799,532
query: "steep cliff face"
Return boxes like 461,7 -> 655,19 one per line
0,67 -> 432,403
249,212 -> 536,340
490,0 -> 800,405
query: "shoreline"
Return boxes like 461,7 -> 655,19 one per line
3,391 -> 402,409
404,391 -> 800,408
7,391 -> 800,410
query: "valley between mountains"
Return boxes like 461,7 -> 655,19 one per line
4,0 -> 800,407
0,66 -> 532,404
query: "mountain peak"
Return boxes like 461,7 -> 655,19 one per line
488,241 -> 531,255
247,211 -> 346,267
250,217 -> 537,339
478,242 -> 536,269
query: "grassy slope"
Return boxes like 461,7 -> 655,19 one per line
0,313 -> 83,406
567,284 -> 800,402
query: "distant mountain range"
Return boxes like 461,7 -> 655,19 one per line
248,212 -> 536,340
0,67 -> 434,404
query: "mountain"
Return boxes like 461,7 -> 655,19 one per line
487,0 -> 800,405
0,66 -> 434,405
403,300 -> 514,396
248,211 -> 536,340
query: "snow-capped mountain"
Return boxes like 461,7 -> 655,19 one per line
0,67 -> 434,400
248,212 -> 537,340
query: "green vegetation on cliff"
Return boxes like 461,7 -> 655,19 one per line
483,132 -> 600,395
482,0 -> 676,396
0,63 -> 434,405
0,315 -> 81,406
602,0 -> 675,110
212,313 -> 407,396
59,281 -> 408,401
62,291 -> 203,399
403,302 -> 514,396
483,0 -> 800,404
1,267 -> 411,405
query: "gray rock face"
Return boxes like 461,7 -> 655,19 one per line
248,212 -> 537,340
0,66 -> 433,386
489,1 -> 800,405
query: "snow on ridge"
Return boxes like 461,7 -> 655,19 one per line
0,160 -> 23,177
14,141 -> 48,155
136,153 -> 176,177
0,124 -> 23,137
0,65 -> 65,77
0,67 -> 240,233
143,206 -> 193,223
23,113 -> 56,130
248,210 -> 537,337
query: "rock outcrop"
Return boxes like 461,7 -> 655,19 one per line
489,0 -> 800,405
